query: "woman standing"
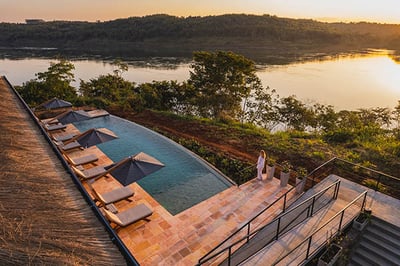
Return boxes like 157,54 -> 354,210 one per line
256,150 -> 266,180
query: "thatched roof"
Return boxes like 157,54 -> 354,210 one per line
0,76 -> 127,265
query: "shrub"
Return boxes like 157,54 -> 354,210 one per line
281,160 -> 293,173
362,178 -> 386,192
324,130 -> 355,143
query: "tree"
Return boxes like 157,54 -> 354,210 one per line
277,95 -> 314,131
312,103 -> 337,132
111,59 -> 128,77
189,51 -> 261,120
244,86 -> 280,131
80,74 -> 131,100
17,59 -> 77,106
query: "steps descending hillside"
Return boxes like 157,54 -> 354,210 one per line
234,176 -> 364,266
349,216 -> 400,266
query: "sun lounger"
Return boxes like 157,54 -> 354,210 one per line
53,133 -> 76,142
71,165 -> 107,181
54,140 -> 82,151
44,123 -> 66,131
93,186 -> 134,206
41,117 -> 59,124
103,203 -> 153,229
67,154 -> 98,166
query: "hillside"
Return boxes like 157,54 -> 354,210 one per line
1,14 -> 400,62
111,109 -> 339,170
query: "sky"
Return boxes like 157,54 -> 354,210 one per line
1,0 -> 399,24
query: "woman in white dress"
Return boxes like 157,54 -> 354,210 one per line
256,150 -> 266,180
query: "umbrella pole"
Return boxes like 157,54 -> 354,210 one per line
46,109 -> 69,124
64,128 -> 94,144
93,157 -> 131,180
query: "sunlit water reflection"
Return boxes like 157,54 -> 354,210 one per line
1,50 -> 399,111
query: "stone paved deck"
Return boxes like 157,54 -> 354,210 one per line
50,120 -> 299,265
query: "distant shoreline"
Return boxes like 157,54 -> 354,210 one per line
1,14 -> 399,63
0,46 -> 397,66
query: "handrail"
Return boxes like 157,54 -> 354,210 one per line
198,183 -> 297,264
310,157 -> 400,191
334,157 -> 400,181
3,76 -> 139,266
237,163 -> 257,185
308,157 -> 337,180
197,179 -> 341,265
271,190 -> 368,266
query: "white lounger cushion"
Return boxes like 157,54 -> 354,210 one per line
72,165 -> 107,180
68,154 -> 98,166
44,123 -> 66,131
104,203 -> 153,227
55,140 -> 82,151
94,186 -> 134,205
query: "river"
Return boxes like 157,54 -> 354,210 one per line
1,50 -> 399,111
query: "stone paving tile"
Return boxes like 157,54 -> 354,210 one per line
52,124 -> 298,265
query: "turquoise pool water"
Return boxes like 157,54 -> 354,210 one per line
74,115 -> 233,215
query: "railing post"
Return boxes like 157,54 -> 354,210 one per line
283,193 -> 287,212
246,224 -> 251,243
361,192 -> 367,211
310,197 -> 315,216
338,210 -> 345,231
306,236 -> 313,259
311,173 -> 316,187
332,157 -> 337,175
334,180 -> 340,199
376,173 -> 382,191
276,218 -> 281,240
228,247 -> 231,266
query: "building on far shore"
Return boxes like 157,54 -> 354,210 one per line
25,19 -> 45,24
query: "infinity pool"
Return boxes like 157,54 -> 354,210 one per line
74,115 -> 233,215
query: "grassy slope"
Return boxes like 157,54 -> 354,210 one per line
112,109 -> 349,173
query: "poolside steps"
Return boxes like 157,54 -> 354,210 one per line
237,175 -> 364,266
348,216 -> 400,266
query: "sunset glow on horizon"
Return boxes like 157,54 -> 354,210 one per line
1,0 -> 399,24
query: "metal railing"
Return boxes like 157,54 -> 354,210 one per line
197,179 -> 341,265
308,157 -> 400,200
236,164 -> 257,185
271,190 -> 367,266
198,182 -> 297,264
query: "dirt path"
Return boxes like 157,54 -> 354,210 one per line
111,109 -> 257,163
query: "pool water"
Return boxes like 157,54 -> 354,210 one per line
74,115 -> 233,215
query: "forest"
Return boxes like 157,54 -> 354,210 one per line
1,14 -> 400,62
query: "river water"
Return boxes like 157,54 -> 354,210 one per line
1,50 -> 399,111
